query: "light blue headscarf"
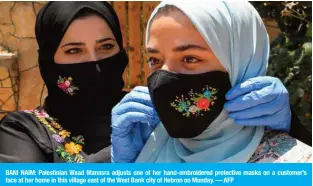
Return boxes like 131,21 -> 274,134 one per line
136,1 -> 269,163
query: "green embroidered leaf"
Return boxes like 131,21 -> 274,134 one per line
66,156 -> 74,163
56,149 -> 62,155
60,152 -> 67,158
75,154 -> 84,163
56,146 -> 64,153
72,135 -> 85,146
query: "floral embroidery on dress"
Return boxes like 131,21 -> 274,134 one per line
65,142 -> 83,155
52,134 -> 64,143
57,76 -> 79,95
170,86 -> 218,117
23,109 -> 85,163
249,130 -> 311,163
267,133 -> 297,156
59,130 -> 71,138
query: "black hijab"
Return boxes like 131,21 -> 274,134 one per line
36,1 -> 123,59
35,1 -> 128,153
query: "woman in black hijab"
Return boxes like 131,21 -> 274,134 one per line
0,2 -> 128,162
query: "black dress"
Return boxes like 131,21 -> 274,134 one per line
0,107 -> 112,162
0,106 -> 311,162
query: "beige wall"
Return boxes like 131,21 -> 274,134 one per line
0,2 -> 281,119
0,2 -> 47,119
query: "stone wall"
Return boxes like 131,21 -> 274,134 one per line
0,1 -> 281,119
0,2 -> 48,118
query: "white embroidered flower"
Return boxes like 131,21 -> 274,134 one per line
67,88 -> 73,93
189,105 -> 198,113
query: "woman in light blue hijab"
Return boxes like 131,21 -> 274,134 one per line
112,1 -> 311,163
139,1 -> 311,163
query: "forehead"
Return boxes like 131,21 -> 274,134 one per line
61,15 -> 114,42
147,12 -> 207,47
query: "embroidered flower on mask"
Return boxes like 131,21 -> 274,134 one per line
170,86 -> 218,117
197,98 -> 210,110
57,76 -> 79,95
188,105 -> 198,113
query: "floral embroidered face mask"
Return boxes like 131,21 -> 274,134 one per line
43,50 -> 128,117
148,70 -> 231,138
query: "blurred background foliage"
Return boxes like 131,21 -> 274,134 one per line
251,1 -> 312,132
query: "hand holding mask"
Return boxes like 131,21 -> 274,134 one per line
224,76 -> 291,132
148,70 -> 231,138
111,86 -> 160,162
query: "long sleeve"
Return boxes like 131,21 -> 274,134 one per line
0,112 -> 54,162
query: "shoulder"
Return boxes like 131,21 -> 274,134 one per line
249,131 -> 312,163
1,110 -> 45,133
0,110 -> 53,151
1,110 -> 38,125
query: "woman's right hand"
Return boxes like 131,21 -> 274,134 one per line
111,86 -> 160,163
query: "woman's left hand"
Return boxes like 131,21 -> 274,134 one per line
224,76 -> 291,132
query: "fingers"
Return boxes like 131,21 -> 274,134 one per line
132,86 -> 150,94
111,112 -> 157,135
112,101 -> 157,117
233,107 -> 289,127
228,96 -> 287,119
132,123 -> 144,150
118,90 -> 154,107
225,76 -> 273,100
224,83 -> 285,112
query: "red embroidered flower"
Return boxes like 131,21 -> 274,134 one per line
170,86 -> 218,117
65,80 -> 71,87
197,98 -> 210,110
58,83 -> 67,90
57,76 -> 79,95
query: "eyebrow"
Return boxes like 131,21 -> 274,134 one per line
173,44 -> 208,52
96,37 -> 115,43
146,44 -> 208,54
61,42 -> 84,48
146,47 -> 160,54
61,37 -> 115,48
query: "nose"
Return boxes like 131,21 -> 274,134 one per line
89,51 -> 99,61
161,61 -> 181,73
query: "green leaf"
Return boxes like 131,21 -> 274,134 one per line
306,23 -> 312,37
302,42 -> 312,56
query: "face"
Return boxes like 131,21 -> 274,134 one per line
147,11 -> 226,74
54,15 -> 120,64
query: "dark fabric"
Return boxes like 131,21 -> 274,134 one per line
0,92 -> 125,162
43,50 -> 128,119
289,107 -> 312,146
36,1 -> 127,117
33,1 -> 128,155
0,111 -> 54,162
148,70 -> 231,138
35,1 -> 123,59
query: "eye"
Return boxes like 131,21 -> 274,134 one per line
99,44 -> 114,51
65,48 -> 82,55
147,57 -> 161,66
182,56 -> 201,63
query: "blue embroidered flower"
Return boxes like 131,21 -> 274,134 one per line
178,102 -> 188,112
171,86 -> 218,117
203,90 -> 212,98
